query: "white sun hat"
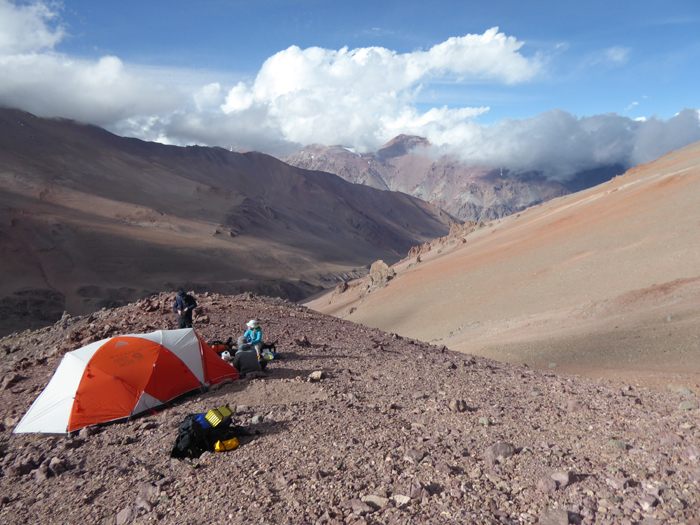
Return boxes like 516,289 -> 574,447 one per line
246,320 -> 259,328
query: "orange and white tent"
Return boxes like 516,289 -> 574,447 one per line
14,328 -> 238,434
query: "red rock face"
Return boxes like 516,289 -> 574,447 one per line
283,136 -> 624,222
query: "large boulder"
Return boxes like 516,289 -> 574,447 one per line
368,260 -> 396,292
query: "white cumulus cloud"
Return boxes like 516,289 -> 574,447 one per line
0,0 -> 64,54
1,1 -> 698,181
218,28 -> 541,150
425,108 -> 700,180
0,1 -> 183,126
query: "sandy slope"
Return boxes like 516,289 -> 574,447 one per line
305,141 -> 700,389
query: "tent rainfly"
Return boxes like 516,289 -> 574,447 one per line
13,328 -> 238,434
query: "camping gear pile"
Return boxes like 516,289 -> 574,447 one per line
13,329 -> 239,434
170,405 -> 251,458
209,337 -> 234,354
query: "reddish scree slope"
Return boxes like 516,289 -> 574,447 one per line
306,140 -> 700,389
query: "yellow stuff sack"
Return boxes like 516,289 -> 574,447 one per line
214,437 -> 239,452
205,406 -> 233,427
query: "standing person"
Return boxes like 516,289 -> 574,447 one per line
244,320 -> 263,355
173,289 -> 197,328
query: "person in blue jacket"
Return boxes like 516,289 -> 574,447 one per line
173,290 -> 197,328
244,319 -> 263,355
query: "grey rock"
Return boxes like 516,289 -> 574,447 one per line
679,400 -> 697,410
63,438 -> 85,450
668,384 -> 693,395
550,470 -> 572,488
1,373 -> 26,391
345,498 -> 373,514
48,457 -> 68,476
360,495 -> 389,509
538,507 -> 569,525
135,495 -> 153,512
484,441 -> 516,466
448,398 -> 467,412
309,370 -> 326,381
78,426 -> 98,438
684,445 -> 700,461
606,439 -> 628,450
404,448 -> 425,463
116,505 -> 137,525
409,479 -> 427,499
392,495 -> 410,507
155,476 -> 173,489
468,466 -> 482,479
642,482 -> 661,497
659,431 -> 683,446
137,482 -> 159,501
367,260 -> 396,291
9,457 -> 37,477
251,415 -> 264,424
639,496 -> 658,511
537,476 -> 557,493
436,461 -> 454,474
605,476 -> 628,490
33,465 -> 50,483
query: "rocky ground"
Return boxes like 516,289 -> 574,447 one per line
1,292 -> 700,524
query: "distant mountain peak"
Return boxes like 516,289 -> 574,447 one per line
377,135 -> 430,160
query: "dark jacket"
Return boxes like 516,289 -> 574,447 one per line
232,345 -> 262,376
173,294 -> 197,318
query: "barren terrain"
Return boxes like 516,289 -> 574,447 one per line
0,109 -> 452,335
305,141 -> 700,391
2,293 -> 700,524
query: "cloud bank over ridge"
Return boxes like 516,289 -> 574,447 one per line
0,0 -> 698,181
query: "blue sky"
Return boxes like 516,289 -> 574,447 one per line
1,0 -> 699,178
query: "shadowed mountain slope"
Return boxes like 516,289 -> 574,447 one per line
0,109 -> 453,335
305,140 -> 700,388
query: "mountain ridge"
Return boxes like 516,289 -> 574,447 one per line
0,108 -> 453,335
282,135 -> 625,222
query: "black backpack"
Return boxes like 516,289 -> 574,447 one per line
170,414 -> 251,459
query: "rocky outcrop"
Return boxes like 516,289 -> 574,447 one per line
367,260 -> 396,292
407,220 -> 487,259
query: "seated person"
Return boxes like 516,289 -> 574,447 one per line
244,319 -> 263,354
233,336 -> 267,375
